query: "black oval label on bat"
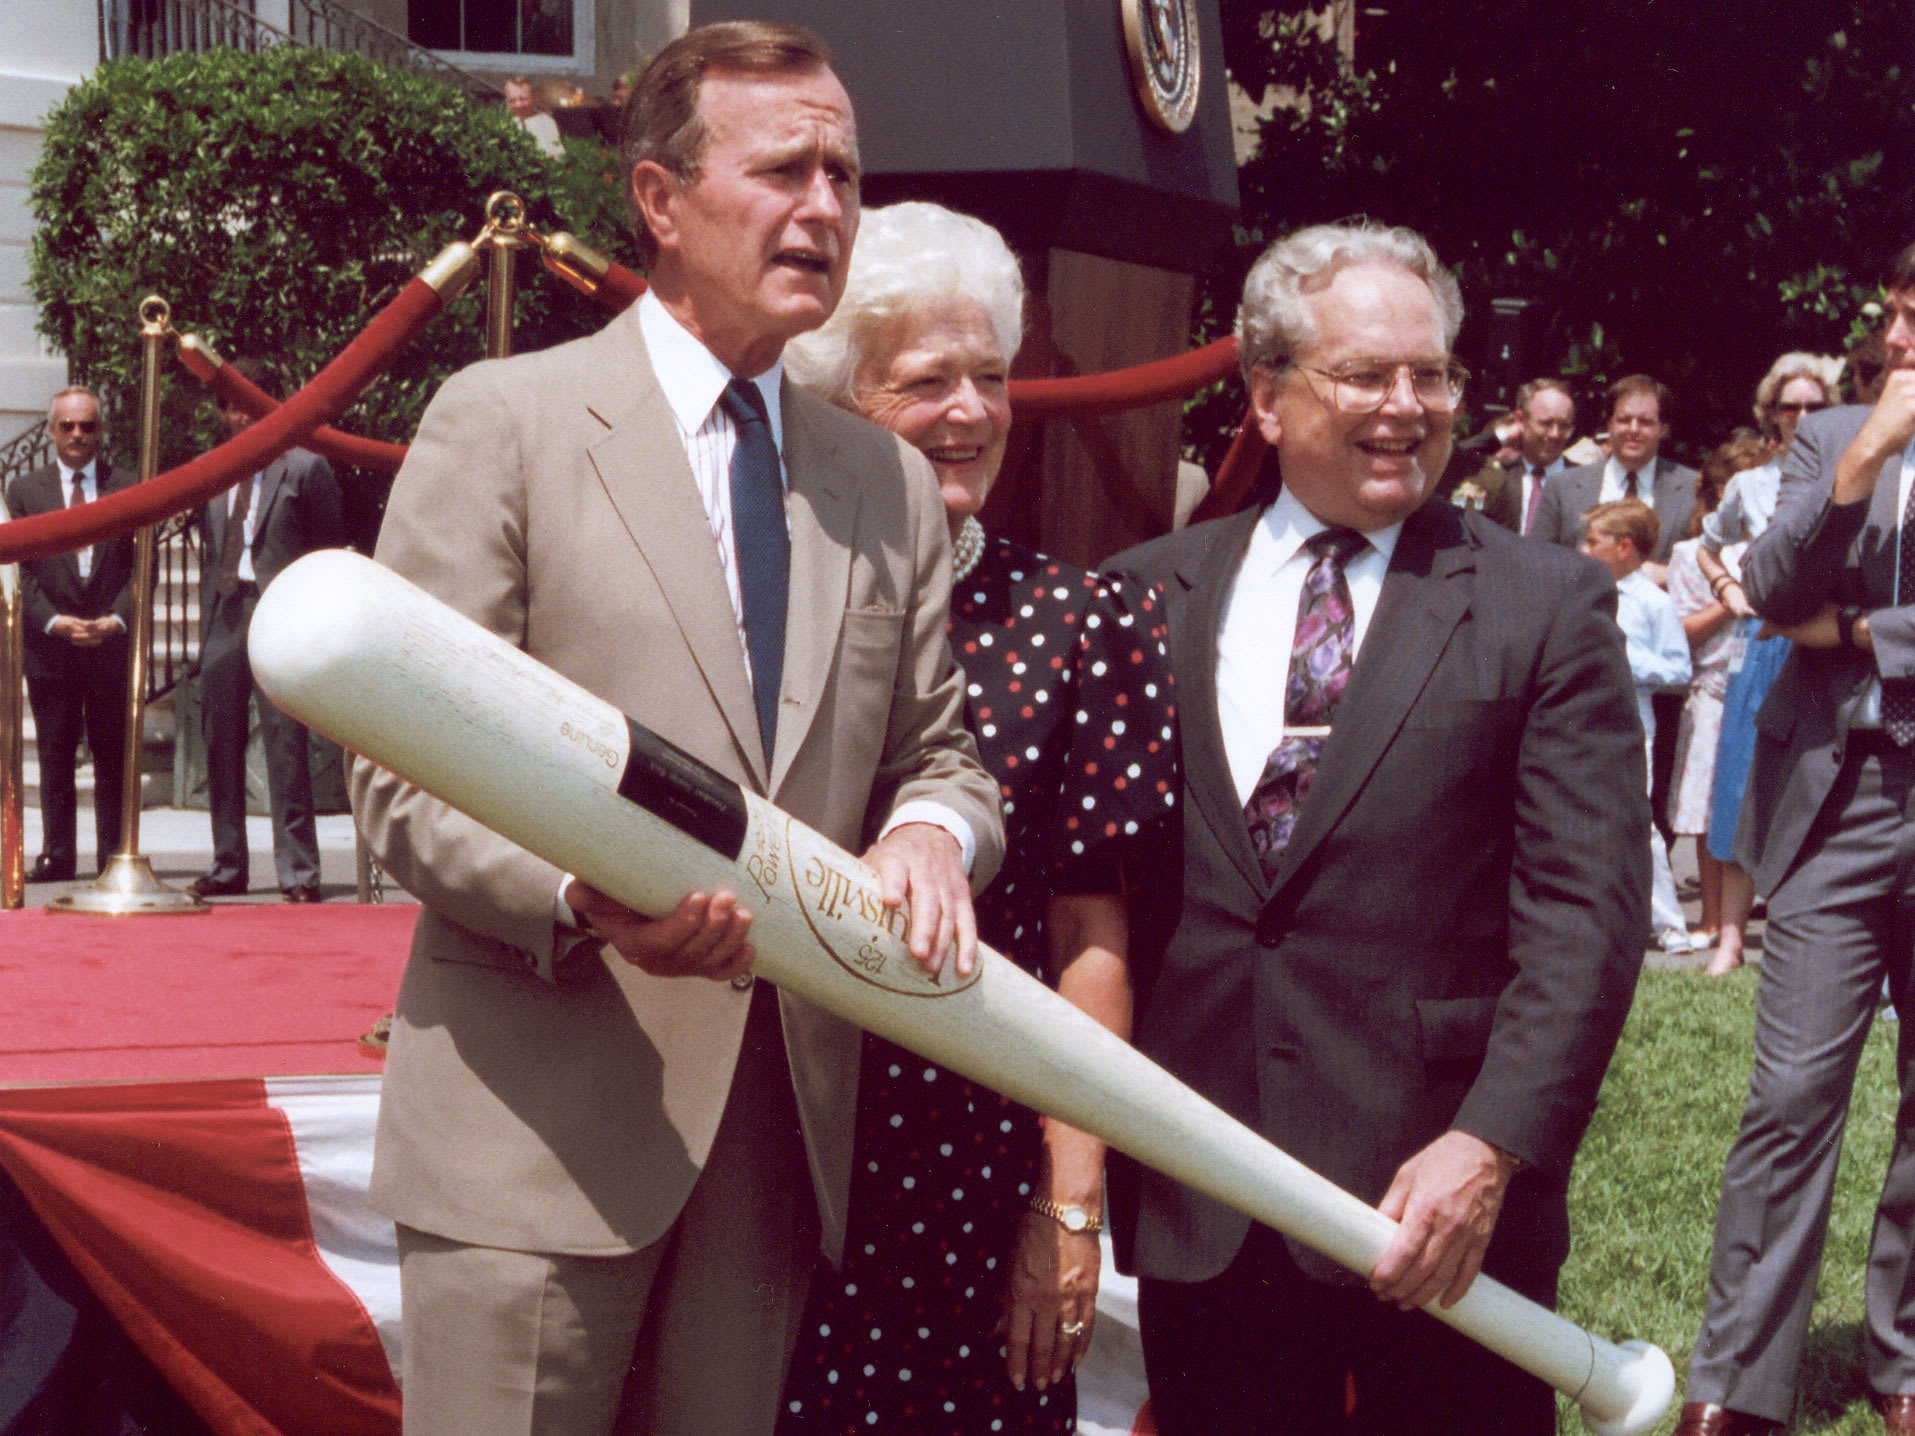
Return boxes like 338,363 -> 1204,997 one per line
616,717 -> 748,860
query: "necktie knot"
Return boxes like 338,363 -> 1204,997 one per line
1304,526 -> 1367,568
720,377 -> 770,428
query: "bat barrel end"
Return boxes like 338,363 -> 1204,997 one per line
1577,1339 -> 1675,1436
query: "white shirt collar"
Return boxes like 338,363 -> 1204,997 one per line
1603,454 -> 1652,491
1253,483 -> 1405,574
638,290 -> 784,447
57,460 -> 96,490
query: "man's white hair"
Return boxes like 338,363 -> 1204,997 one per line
785,201 -> 1025,406
1236,221 -> 1463,382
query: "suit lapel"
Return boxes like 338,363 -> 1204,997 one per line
584,313 -> 768,790
770,386 -> 854,801
249,455 -> 289,556
1178,508 -> 1268,898
1266,504 -> 1473,896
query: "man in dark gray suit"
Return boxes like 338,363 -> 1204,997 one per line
1675,247 -> 1915,1436
1531,374 -> 1698,575
1108,222 -> 1646,1436
189,361 -> 343,901
6,388 -> 135,881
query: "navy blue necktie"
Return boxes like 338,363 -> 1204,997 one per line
719,377 -> 788,765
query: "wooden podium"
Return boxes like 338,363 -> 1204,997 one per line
690,0 -> 1240,565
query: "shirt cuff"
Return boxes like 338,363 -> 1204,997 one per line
879,801 -> 976,875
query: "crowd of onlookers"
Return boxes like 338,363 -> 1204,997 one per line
1441,350 -> 1858,967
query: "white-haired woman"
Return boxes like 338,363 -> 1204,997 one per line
777,203 -> 1179,1436
1696,353 -> 1842,974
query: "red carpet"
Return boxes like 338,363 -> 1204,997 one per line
0,906 -> 416,1083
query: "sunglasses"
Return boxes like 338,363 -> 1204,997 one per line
53,420 -> 101,435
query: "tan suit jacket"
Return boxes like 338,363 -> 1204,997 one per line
353,305 -> 1002,1267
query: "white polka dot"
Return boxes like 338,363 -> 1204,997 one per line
912,1221 -> 925,1233
889,1113 -> 904,1127
1086,614 -> 1101,628
1010,570 -> 1024,581
1126,820 -> 1139,833
981,1165 -> 992,1178
1031,632 -> 1045,646
1002,1120 -> 1015,1132
967,683 -> 983,696
945,1402 -> 957,1414
863,1243 -> 876,1255
864,1363 -> 877,1377
946,1252 -> 958,1264
1053,587 -> 1069,599
1128,763 -> 1141,777
898,1368 -> 912,1381
1081,796 -> 1096,810
940,1142 -> 954,1156
869,1328 -> 882,1341
1036,690 -> 1049,702
818,1323 -> 831,1336
923,1067 -> 938,1081
1092,661 -> 1109,677
984,1256 -> 997,1269
981,723 -> 996,737
919,1326 -> 931,1338
1011,662 -> 1026,675
1071,840 -> 1085,853
1112,718 -> 1125,734
902,1276 -> 915,1287
788,1400 -> 802,1413
903,1176 -> 916,1189
959,1345 -> 971,1358
978,632 -> 993,646
1020,604 -> 1034,617
865,1414 -> 878,1426
827,1370 -> 839,1384
1075,710 -> 1090,723
952,1187 -> 965,1200
888,1064 -> 902,1077
845,1282 -> 858,1296
1145,683 -> 1158,697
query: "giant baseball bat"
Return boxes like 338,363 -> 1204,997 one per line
250,550 -> 1673,1436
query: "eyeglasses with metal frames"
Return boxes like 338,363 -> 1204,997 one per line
1286,359 -> 1469,414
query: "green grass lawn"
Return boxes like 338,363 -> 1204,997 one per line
1554,963 -> 1904,1433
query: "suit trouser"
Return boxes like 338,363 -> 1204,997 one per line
200,586 -> 319,889
394,980 -> 820,1436
25,648 -> 126,870
1137,1220 -> 1557,1436
1687,740 -> 1915,1422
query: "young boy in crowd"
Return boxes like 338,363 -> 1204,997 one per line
1582,499 -> 1698,953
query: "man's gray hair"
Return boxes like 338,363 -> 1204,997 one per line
785,202 -> 1025,407
45,386 -> 100,424
1236,222 -> 1463,383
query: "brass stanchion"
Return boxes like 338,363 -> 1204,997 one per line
54,297 -> 207,914
478,192 -> 529,361
0,542 -> 23,910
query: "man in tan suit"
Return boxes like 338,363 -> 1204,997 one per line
351,22 -> 1003,1436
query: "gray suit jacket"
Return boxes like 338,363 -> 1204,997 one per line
197,445 -> 342,637
353,304 -> 1003,1264
1108,501 -> 1646,1288
1531,455 -> 1697,562
1737,405 -> 1906,894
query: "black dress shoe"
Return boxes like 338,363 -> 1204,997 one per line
282,884 -> 322,904
26,856 -> 75,883
188,873 -> 247,898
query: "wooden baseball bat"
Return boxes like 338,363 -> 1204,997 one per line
250,550 -> 1673,1436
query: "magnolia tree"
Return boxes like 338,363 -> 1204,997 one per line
29,45 -> 640,480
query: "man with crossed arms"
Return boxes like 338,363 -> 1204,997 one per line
353,22 -> 1000,1436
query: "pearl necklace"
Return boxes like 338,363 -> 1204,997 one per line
951,515 -> 986,582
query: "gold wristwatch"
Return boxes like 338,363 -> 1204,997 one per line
1029,1198 -> 1103,1234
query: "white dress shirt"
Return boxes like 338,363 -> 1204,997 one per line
1216,487 -> 1403,804
226,472 -> 261,585
58,461 -> 97,581
1517,456 -> 1565,535
1599,456 -> 1654,505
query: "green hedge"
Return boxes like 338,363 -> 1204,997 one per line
29,46 -> 641,477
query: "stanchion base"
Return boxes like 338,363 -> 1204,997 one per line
49,853 -> 209,916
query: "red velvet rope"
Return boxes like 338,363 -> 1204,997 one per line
1008,337 -> 1240,416
1189,417 -> 1270,526
0,275 -> 452,565
174,342 -> 409,475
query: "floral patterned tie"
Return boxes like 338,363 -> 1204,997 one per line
1244,527 -> 1368,878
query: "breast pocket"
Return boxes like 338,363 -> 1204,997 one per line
837,606 -> 906,705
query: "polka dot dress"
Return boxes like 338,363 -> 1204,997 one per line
779,537 -> 1179,1436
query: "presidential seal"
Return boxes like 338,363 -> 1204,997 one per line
1121,0 -> 1201,134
